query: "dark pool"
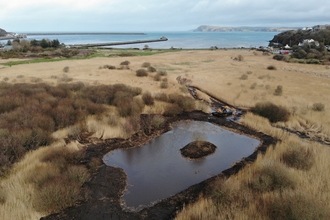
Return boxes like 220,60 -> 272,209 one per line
103,121 -> 260,211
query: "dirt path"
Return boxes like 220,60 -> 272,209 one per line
42,110 -> 276,220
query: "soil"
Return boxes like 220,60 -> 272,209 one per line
180,141 -> 217,159
41,110 -> 277,220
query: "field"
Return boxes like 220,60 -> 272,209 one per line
0,48 -> 330,219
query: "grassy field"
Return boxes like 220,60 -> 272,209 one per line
0,49 -> 330,219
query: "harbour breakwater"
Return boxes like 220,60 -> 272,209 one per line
69,36 -> 168,48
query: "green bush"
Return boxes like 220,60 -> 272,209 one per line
136,69 -> 148,77
251,101 -> 290,123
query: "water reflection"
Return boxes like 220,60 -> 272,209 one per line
103,121 -> 260,211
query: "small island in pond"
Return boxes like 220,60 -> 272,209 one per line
180,141 -> 217,159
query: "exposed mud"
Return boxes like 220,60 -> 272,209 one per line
180,141 -> 217,159
42,110 -> 277,220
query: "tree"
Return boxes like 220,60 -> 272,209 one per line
40,39 -> 49,48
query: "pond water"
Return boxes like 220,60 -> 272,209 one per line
103,121 -> 260,211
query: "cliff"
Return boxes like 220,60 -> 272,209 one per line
0,28 -> 7,36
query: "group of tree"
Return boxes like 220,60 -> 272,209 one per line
6,38 -> 61,51
269,29 -> 330,48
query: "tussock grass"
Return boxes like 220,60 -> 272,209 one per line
176,138 -> 330,220
0,140 -> 88,219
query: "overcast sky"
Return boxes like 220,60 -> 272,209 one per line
1,0 -> 330,32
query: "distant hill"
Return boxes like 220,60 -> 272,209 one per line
0,28 -> 7,36
194,25 -> 297,32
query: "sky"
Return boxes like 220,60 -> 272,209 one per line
1,0 -> 330,32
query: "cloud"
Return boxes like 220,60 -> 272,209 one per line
1,0 -> 330,31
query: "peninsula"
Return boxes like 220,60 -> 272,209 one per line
194,25 -> 298,32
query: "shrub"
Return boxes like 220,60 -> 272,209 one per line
120,60 -> 130,65
246,71 -> 253,74
235,55 -> 244,61
136,69 -> 148,77
250,83 -> 257,89
247,161 -> 296,192
105,65 -> 116,69
151,115 -> 165,128
154,92 -> 169,102
311,102 -> 325,111
160,81 -> 168,89
273,85 -> 283,96
147,66 -> 157,72
154,73 -> 162,81
281,145 -> 315,170
163,104 -> 183,116
273,54 -> 285,61
157,69 -> 167,76
142,91 -> 154,106
251,101 -> 290,123
63,66 -> 69,73
239,74 -> 248,80
141,62 -> 151,67
267,65 -> 277,70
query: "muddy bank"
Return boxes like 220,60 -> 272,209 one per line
42,111 -> 277,220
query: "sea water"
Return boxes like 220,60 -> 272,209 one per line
21,31 -> 279,49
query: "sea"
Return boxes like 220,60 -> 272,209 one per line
3,31 -> 279,49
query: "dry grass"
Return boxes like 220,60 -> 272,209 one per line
1,50 -> 330,219
176,137 -> 330,220
0,140 -> 87,220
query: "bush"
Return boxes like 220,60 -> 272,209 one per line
311,102 -> 325,111
147,66 -> 157,72
160,81 -> 168,89
155,92 -> 169,102
236,55 -> 244,61
63,66 -> 69,73
273,85 -> 283,96
267,65 -> 277,70
248,161 -> 296,192
157,69 -> 167,76
154,72 -> 162,81
273,54 -> 285,61
239,74 -> 248,80
142,91 -> 154,106
136,69 -> 148,77
163,104 -> 183,116
281,145 -> 315,170
251,101 -> 290,123
120,60 -> 130,65
141,62 -> 150,67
